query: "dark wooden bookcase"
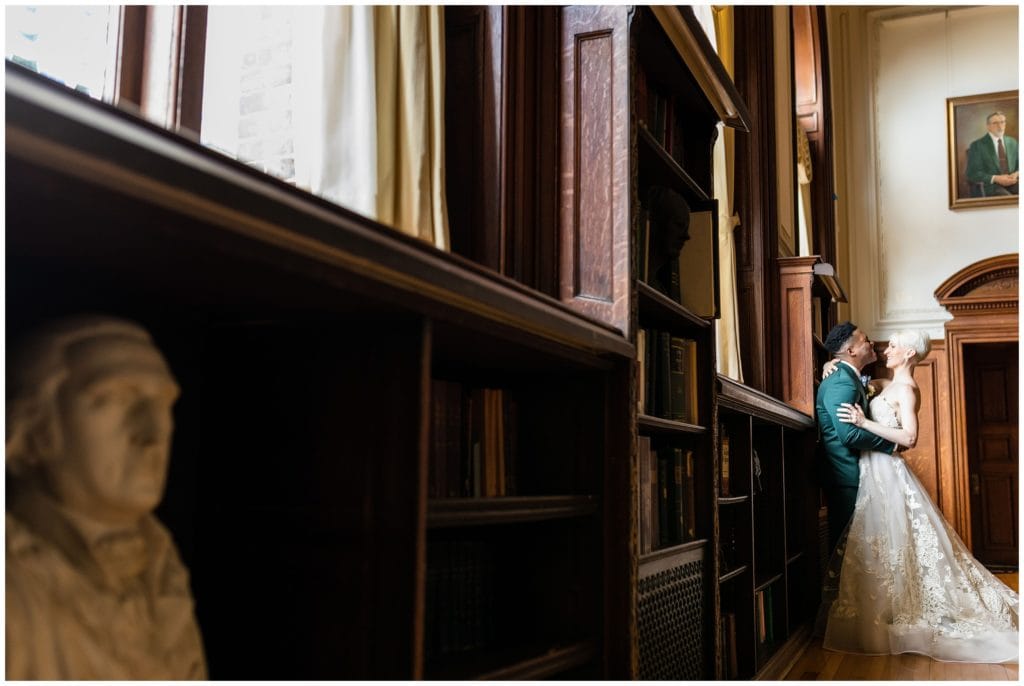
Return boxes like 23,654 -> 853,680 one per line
6,62 -> 633,679
715,377 -> 818,679
7,4 -> 829,679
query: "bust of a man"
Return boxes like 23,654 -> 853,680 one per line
6,316 -> 206,679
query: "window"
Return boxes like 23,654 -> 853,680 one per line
5,5 -> 119,100
201,6 -> 302,184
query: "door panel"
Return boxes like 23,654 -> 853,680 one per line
965,342 -> 1018,567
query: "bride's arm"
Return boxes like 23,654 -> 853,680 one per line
835,385 -> 919,449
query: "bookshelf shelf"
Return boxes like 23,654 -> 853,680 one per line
717,495 -> 750,506
637,281 -> 710,331
7,60 -> 630,680
787,552 -> 805,566
636,125 -> 710,203
638,414 -> 707,435
754,573 -> 785,594
639,538 -> 708,565
718,565 -> 749,584
427,496 -> 598,528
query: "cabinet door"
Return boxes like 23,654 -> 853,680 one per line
558,5 -> 631,335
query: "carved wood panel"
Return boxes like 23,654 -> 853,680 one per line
559,5 -> 630,335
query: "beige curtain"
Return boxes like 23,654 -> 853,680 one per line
373,6 -> 450,250
709,6 -> 744,382
311,6 -> 449,250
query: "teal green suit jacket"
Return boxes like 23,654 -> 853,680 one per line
966,134 -> 1019,196
815,363 -> 896,487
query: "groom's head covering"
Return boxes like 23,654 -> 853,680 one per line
824,321 -> 857,356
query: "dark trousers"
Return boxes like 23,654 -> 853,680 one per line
825,485 -> 858,554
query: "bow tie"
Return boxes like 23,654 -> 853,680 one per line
860,374 -> 871,388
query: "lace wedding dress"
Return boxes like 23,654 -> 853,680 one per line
821,394 -> 1019,663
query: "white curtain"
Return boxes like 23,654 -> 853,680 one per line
697,6 -> 744,381
204,6 -> 449,250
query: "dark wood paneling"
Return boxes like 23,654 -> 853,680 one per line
965,342 -> 1019,566
502,8 -> 561,297
559,5 -> 631,335
733,7 -> 778,393
791,6 -> 836,264
444,6 -> 501,271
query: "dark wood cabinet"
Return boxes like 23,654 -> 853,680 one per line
6,62 -> 632,679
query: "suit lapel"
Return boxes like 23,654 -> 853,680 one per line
838,363 -> 868,409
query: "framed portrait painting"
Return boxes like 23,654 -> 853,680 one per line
946,90 -> 1019,209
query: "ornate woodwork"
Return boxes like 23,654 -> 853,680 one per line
934,253 -> 1019,547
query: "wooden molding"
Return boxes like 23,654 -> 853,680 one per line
934,254 -> 1018,547
649,6 -> 751,132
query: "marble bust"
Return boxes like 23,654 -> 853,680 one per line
6,316 -> 207,679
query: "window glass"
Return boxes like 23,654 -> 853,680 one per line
5,5 -> 118,100
201,6 -> 301,185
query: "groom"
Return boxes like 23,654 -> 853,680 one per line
815,321 -> 899,553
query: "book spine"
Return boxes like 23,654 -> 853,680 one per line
657,451 -> 670,548
670,447 -> 684,545
683,448 -> 696,540
651,439 -> 660,548
669,336 -> 687,422
637,329 -> 647,415
639,436 -> 653,554
720,429 -> 731,497
657,331 -> 671,418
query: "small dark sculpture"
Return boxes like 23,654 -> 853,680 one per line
646,185 -> 691,295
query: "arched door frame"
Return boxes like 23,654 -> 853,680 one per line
934,253 -> 1018,548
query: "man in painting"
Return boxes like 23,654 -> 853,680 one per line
965,111 -> 1019,196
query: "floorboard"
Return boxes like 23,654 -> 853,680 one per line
780,572 -> 1018,680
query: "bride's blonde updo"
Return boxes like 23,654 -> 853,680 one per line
890,329 -> 931,362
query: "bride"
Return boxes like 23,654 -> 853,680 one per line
819,329 -> 1018,663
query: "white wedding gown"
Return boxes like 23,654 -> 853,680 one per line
821,395 -> 1019,663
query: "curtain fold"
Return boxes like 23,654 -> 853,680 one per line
373,6 -> 449,250
708,6 -> 744,382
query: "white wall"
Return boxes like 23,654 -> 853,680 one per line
831,5 -> 1019,341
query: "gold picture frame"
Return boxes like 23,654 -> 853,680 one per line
946,90 -> 1019,210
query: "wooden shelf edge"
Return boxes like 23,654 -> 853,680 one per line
637,126 -> 710,202
639,538 -> 707,574
716,375 -> 814,429
6,63 -> 635,362
638,413 -> 706,435
754,572 -> 785,593
717,495 -> 750,506
475,641 -> 597,680
786,551 -> 805,566
718,565 -> 749,584
427,495 -> 598,528
637,281 -> 711,330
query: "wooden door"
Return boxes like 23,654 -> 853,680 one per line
965,342 -> 1019,568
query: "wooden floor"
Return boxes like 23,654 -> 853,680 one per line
783,574 -> 1019,681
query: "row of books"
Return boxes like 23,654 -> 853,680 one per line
637,328 -> 698,424
754,586 -> 778,658
717,612 -> 740,679
635,68 -> 687,165
429,380 -> 519,498
637,436 -> 698,554
424,538 -> 496,660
